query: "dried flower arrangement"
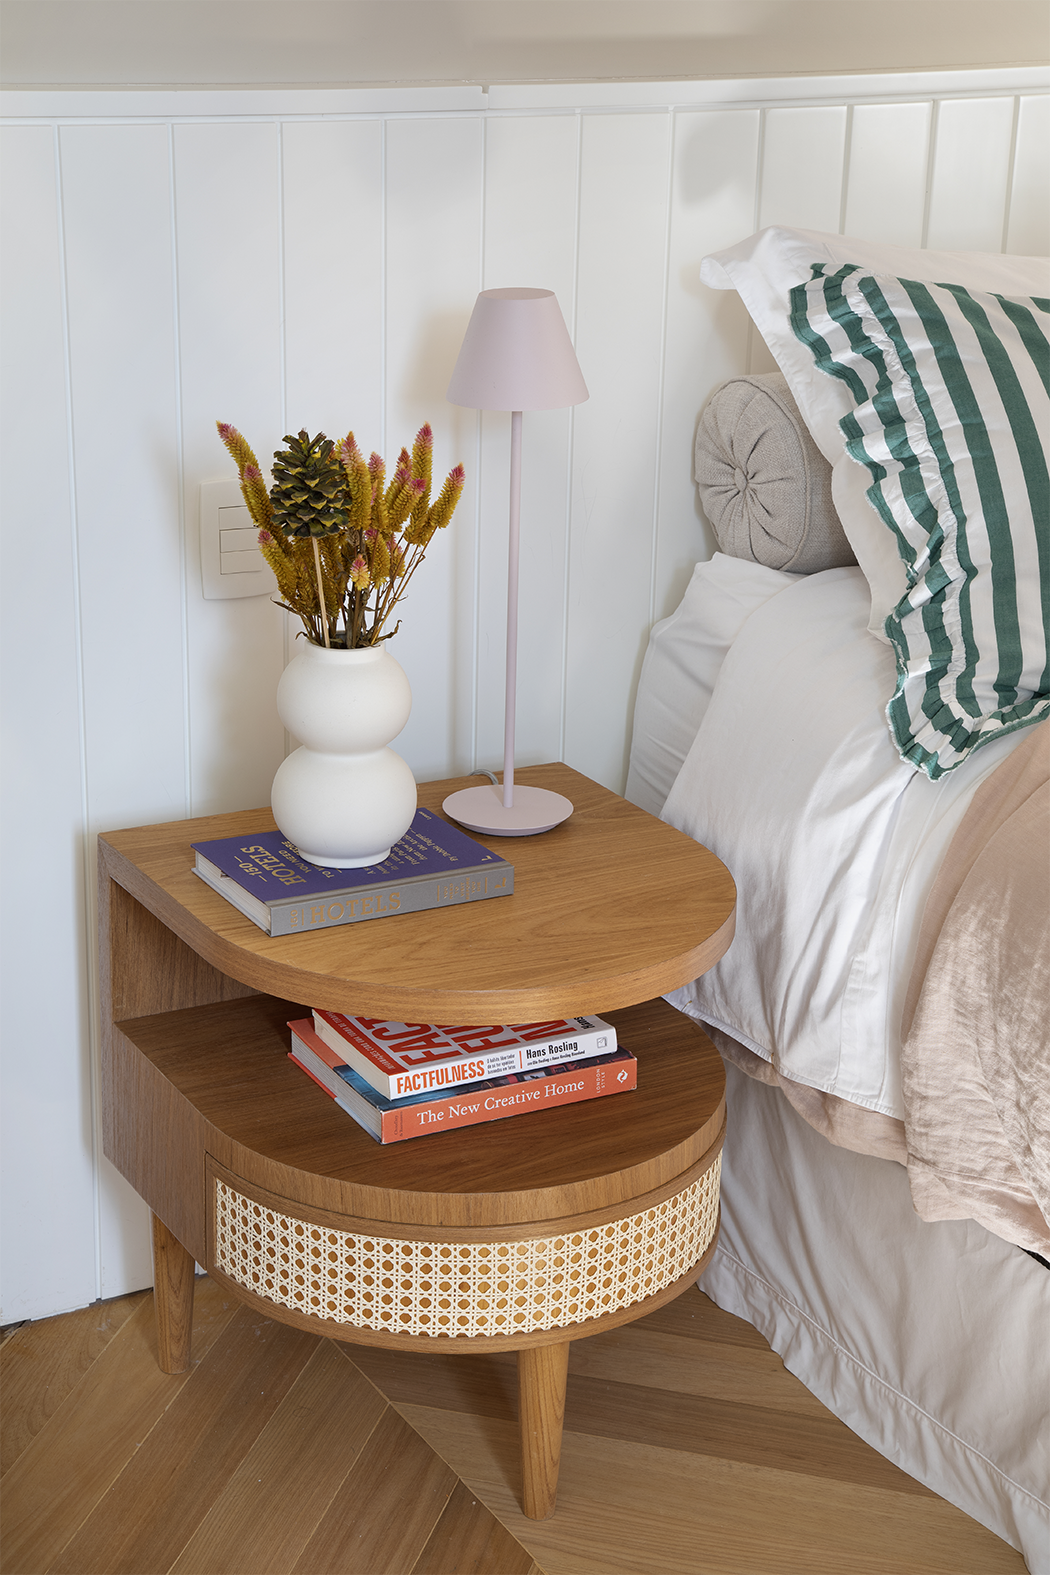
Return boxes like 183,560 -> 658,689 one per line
216,421 -> 465,648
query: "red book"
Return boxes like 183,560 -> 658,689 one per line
311,1009 -> 617,1101
287,1019 -> 637,1144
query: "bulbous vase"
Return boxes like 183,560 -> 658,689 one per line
270,643 -> 417,868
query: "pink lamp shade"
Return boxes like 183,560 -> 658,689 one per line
446,288 -> 589,412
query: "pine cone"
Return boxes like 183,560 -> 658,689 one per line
270,430 -> 352,539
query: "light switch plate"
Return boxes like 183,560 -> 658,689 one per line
199,478 -> 275,599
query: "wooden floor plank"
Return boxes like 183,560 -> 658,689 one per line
409,1479 -> 539,1575
0,1277 -> 235,1575
393,1406 -> 1027,1575
48,1306 -> 319,1575
292,1407 -> 458,1575
352,1337 -> 920,1496
1,1281 -> 1028,1575
566,1322 -> 831,1416
168,1340 -> 388,1575
560,1369 -> 932,1495
349,1345 -> 519,1424
0,1292 -> 148,1477
634,1287 -> 774,1349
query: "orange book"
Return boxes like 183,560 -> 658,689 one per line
287,1019 -> 637,1144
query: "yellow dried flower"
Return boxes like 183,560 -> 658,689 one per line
215,423 -> 275,532
257,530 -> 299,602
218,418 -> 463,647
425,463 -> 466,534
338,433 -> 373,537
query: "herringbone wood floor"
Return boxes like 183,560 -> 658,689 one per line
0,1278 -> 1026,1575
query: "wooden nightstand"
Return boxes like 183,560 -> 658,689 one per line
99,763 -> 735,1519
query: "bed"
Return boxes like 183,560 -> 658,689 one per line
625,227 -> 1050,1573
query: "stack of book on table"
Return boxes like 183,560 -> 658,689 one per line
287,1011 -> 637,1143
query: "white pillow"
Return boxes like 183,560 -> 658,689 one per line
700,228 -> 1050,637
791,266 -> 1049,777
625,554 -> 800,815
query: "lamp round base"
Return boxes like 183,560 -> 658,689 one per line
442,783 -> 573,837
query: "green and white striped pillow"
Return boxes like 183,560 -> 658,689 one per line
791,266 -> 1049,778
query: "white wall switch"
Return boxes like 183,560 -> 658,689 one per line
199,478 -> 275,599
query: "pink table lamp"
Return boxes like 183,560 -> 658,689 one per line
442,287 -> 588,836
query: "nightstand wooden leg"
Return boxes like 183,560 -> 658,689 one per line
518,1340 -> 570,1519
151,1213 -> 195,1374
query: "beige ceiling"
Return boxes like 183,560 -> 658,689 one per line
2,1 -> 1047,88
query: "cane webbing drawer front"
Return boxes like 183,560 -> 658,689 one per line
209,1153 -> 722,1340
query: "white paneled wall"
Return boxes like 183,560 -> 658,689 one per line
844,102 -> 932,245
927,97 -> 1020,251
1009,95 -> 1050,255
759,105 -> 849,233
566,110 -> 672,789
1,69 -> 1046,1321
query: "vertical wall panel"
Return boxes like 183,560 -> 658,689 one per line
60,123 -> 189,1296
927,97 -> 1015,251
1007,96 -> 1050,255
383,115 -> 483,782
0,127 -> 97,1323
843,102 -> 931,246
657,108 -> 761,618
566,111 -> 671,792
475,113 -> 581,774
281,119 -> 385,443
759,106 -> 848,234
2,76 -> 1045,1320
61,126 -> 186,829
174,122 -> 288,818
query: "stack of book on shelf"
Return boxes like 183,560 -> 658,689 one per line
287,1011 -> 637,1143
190,808 -> 513,936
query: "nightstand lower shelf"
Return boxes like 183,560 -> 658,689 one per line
109,991 -> 725,1518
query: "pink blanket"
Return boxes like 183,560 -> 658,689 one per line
901,722 -> 1050,1255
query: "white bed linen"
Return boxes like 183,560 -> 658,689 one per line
625,553 -> 801,817
628,555 -> 1048,1570
661,565 -> 1026,1118
702,1062 -> 1050,1573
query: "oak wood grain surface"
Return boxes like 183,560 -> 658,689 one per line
518,1343 -> 570,1519
0,1292 -> 143,1477
98,763 -> 736,1022
1,1288 -> 542,1575
112,994 -> 725,1234
2,1284 -> 1025,1575
0,1281 -> 237,1575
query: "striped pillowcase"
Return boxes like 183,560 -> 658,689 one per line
790,266 -> 1049,778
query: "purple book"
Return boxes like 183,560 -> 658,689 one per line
190,808 -> 513,936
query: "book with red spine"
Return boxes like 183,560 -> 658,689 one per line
288,1019 -> 637,1144
311,1009 -> 617,1101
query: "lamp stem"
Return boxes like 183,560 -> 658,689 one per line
503,409 -> 522,810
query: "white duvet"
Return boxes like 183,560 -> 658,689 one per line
647,557 -> 1025,1119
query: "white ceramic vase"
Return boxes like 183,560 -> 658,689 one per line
271,643 -> 417,868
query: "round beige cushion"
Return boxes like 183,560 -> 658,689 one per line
694,372 -> 855,573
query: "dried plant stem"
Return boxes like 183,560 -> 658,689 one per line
372,542 -> 429,638
312,537 -> 330,648
215,422 -> 464,651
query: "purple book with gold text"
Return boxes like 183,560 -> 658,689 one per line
191,807 -> 512,936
